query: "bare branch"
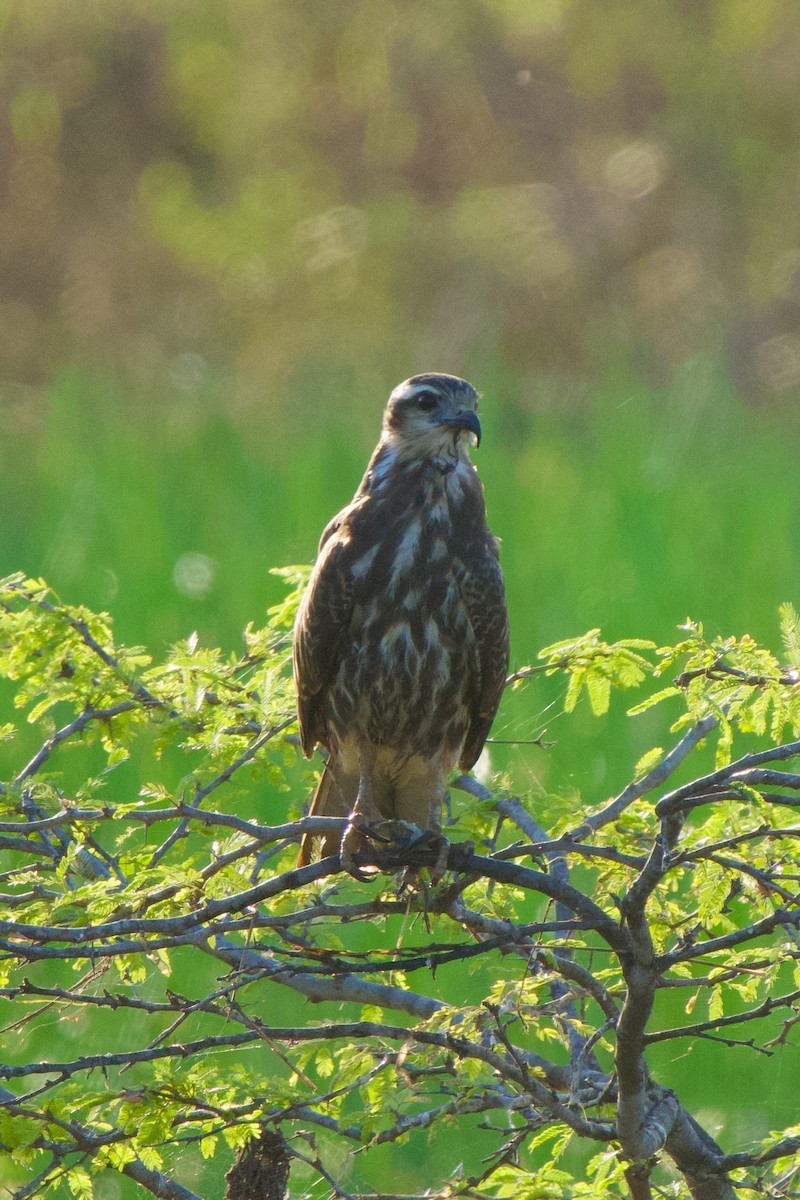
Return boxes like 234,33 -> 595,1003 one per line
645,989 -> 800,1045
571,715 -> 719,838
148,716 -> 295,866
656,741 -> 800,817
664,906 -> 800,965
13,702 -> 137,786
664,1106 -> 737,1200
718,1135 -> 800,1171
209,935 -> 446,1017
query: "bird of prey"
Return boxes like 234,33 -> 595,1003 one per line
293,373 -> 509,878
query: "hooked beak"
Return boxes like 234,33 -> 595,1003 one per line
439,410 -> 482,447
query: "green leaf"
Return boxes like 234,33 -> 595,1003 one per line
66,1167 -> 93,1200
627,686 -> 681,716
564,669 -> 584,713
200,1135 -> 218,1160
632,746 -> 664,780
586,672 -> 611,716
779,602 -> 800,668
316,1047 -> 336,1078
138,1145 -> 164,1171
0,1111 -> 41,1150
695,860 -> 729,924
538,629 -> 602,659
708,986 -> 724,1021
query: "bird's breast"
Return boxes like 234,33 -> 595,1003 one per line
326,499 -> 478,756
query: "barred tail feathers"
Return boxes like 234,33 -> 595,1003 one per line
297,761 -> 352,866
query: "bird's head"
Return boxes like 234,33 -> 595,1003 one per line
381,374 -> 482,465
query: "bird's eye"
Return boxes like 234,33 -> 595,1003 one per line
414,390 -> 438,412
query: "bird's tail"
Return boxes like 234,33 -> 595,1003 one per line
297,761 -> 351,866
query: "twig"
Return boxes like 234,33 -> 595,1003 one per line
148,716 -> 294,866
645,990 -> 800,1045
13,702 -> 137,786
570,715 -> 719,839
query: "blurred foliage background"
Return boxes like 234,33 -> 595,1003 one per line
1,0 -> 800,1190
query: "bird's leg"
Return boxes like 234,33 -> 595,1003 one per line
340,755 -> 381,880
429,823 -> 450,881
426,785 -> 450,880
410,819 -> 449,882
390,780 -> 450,882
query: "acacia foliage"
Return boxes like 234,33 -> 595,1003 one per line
0,572 -> 799,1200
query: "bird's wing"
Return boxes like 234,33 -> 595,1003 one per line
459,537 -> 509,770
293,517 -> 356,758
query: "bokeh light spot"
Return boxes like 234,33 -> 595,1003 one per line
173,553 -> 216,599
294,206 -> 368,273
636,245 -> 701,307
169,353 -> 208,392
605,140 -> 667,200
755,333 -> 800,391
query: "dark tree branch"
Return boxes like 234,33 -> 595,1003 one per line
645,989 -> 800,1044
570,715 -> 719,839
664,1107 -> 736,1200
13,702 -> 137,786
148,716 -> 295,866
656,742 -> 800,817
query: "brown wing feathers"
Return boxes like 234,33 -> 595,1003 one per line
293,533 -> 355,756
458,538 -> 509,769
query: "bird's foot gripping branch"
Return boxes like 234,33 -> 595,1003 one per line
0,573 -> 799,1200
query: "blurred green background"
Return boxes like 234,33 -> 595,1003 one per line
1,0 -> 800,1192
